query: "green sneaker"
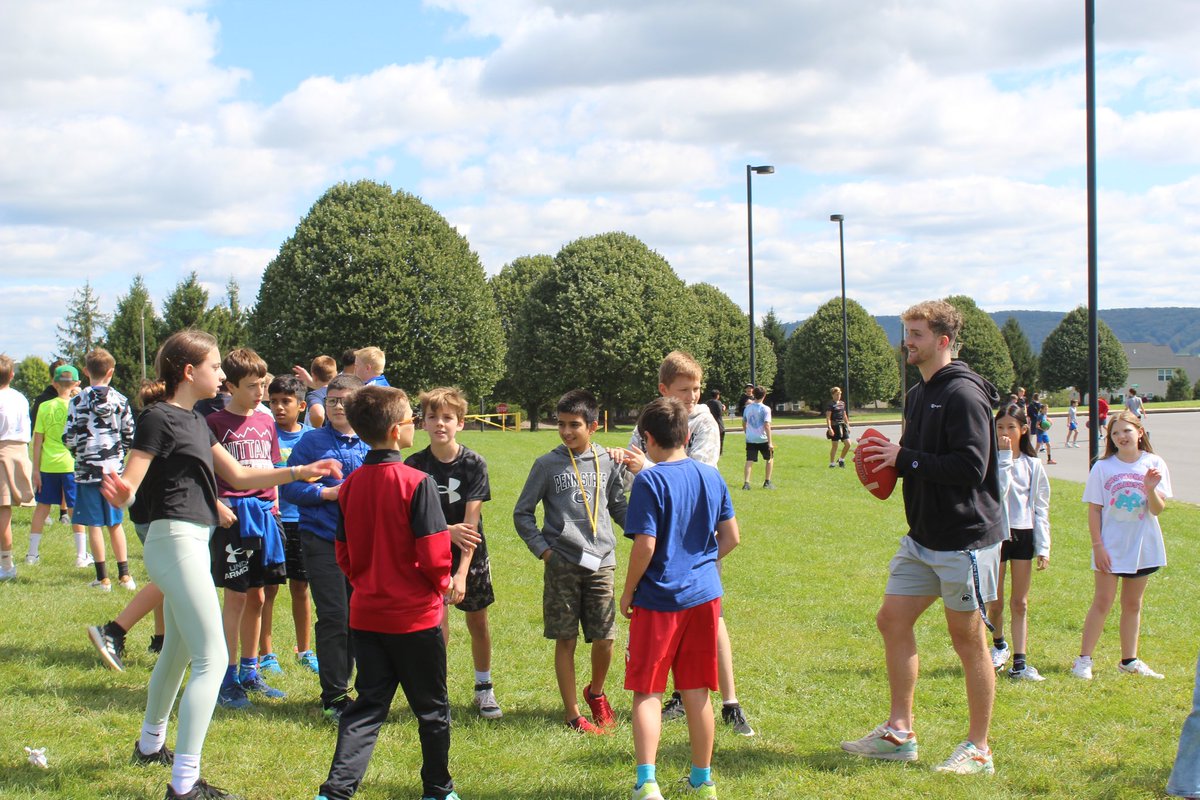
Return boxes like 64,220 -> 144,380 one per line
840,723 -> 918,761
934,740 -> 994,775
631,781 -> 664,800
679,777 -> 717,797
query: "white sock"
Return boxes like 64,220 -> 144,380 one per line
139,722 -> 167,755
74,533 -> 86,558
171,753 -> 201,795
475,670 -> 491,685
0,551 -> 13,570
28,533 -> 42,557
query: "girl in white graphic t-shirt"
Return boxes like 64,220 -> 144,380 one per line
1072,410 -> 1171,681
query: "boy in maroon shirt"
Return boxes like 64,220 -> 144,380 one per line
317,385 -> 464,800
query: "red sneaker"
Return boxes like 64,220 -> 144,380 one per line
567,715 -> 602,734
584,686 -> 616,729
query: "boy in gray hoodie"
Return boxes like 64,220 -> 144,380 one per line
513,389 -> 627,734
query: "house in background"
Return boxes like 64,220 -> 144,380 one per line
1116,342 -> 1200,399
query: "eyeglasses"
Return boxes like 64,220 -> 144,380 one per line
325,396 -> 348,407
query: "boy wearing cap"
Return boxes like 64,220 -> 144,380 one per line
27,365 -> 89,566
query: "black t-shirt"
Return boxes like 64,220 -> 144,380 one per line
704,399 -> 726,431
827,399 -> 847,425
132,402 -> 220,526
404,445 -> 490,533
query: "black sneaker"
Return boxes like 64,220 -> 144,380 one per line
148,634 -> 165,654
661,691 -> 686,721
164,778 -> 243,799
323,693 -> 353,724
131,740 -> 174,766
721,702 -> 755,736
838,459 -> 846,468
87,622 -> 126,672
763,480 -> 775,489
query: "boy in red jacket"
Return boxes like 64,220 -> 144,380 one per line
316,385 -> 465,800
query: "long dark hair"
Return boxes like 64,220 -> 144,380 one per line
142,330 -> 219,404
996,403 -> 1037,458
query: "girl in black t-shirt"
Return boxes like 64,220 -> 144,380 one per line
101,330 -> 339,800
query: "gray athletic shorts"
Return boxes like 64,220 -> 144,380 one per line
885,536 -> 1001,612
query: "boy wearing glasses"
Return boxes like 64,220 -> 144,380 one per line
405,387 -> 502,719
282,374 -> 369,722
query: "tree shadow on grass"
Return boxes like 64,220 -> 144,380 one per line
1084,762 -> 1174,799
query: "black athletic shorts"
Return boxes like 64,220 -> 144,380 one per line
283,521 -> 308,582
1000,528 -> 1034,562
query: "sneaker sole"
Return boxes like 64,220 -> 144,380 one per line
87,626 -> 124,672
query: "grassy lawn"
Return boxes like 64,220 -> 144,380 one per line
1,429 -> 1194,799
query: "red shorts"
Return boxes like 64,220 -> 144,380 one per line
623,598 -> 720,695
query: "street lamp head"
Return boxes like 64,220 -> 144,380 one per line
750,165 -> 775,175
830,214 -> 844,222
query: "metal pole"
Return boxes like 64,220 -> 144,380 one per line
836,216 -> 850,406
746,164 -> 756,387
900,321 -> 907,435
1086,0 -> 1100,463
139,302 -> 146,383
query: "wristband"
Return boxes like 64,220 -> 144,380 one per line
290,466 -> 298,481
121,492 -> 137,510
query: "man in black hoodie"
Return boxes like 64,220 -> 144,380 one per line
842,300 -> 1004,776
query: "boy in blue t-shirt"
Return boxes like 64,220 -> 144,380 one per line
741,385 -> 774,490
261,374 -> 317,674
620,397 -> 741,800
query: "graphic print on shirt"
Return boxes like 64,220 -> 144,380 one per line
216,424 -> 276,468
552,468 -> 608,507
1105,472 -> 1148,521
438,476 -> 462,505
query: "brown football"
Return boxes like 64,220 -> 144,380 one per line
853,427 -> 899,500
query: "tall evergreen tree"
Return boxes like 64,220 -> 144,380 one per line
1001,316 -> 1039,394
761,309 -> 788,401
105,274 -> 161,398
160,272 -> 210,337
205,277 -> 250,354
56,281 -> 109,366
944,295 -> 1014,392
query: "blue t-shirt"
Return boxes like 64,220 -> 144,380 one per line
624,458 -> 734,612
304,387 -> 327,428
275,423 -> 313,522
743,402 -> 770,444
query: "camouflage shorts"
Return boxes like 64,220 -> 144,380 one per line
542,552 -> 616,642
451,536 -> 495,614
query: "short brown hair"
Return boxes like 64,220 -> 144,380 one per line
658,350 -> 703,387
901,300 -> 963,343
637,397 -> 689,449
345,385 -> 411,447
222,348 -> 268,387
311,355 -> 337,383
85,348 -> 116,380
354,346 -> 385,374
419,387 -> 468,421
0,354 -> 13,387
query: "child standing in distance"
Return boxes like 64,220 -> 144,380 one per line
64,348 -> 136,591
986,404 -> 1051,681
205,348 -> 288,709
315,386 -> 461,800
1066,399 -> 1080,448
826,386 -> 852,468
282,373 -> 370,722
742,386 -> 774,490
405,387 -> 501,719
621,398 -> 740,800
1036,404 -> 1056,465
0,353 -> 35,581
613,351 -> 754,737
294,355 -> 336,429
100,329 -> 340,800
1072,410 -> 1171,681
354,346 -> 390,387
513,389 -> 627,734
27,365 -> 88,566
262,373 -> 317,674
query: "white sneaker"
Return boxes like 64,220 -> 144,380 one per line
25,553 -> 40,565
119,576 -> 137,591
1118,659 -> 1164,679
1071,656 -> 1093,680
0,564 -> 16,581
990,645 -> 1010,671
840,723 -> 919,761
59,513 -> 72,524
473,683 -> 503,719
75,554 -> 94,568
89,578 -> 112,592
1008,665 -> 1046,682
934,740 -> 995,775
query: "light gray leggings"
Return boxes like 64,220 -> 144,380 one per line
142,519 -> 224,755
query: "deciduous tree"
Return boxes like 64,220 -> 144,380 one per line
1167,368 -> 1191,401
1039,306 -> 1128,393
945,295 -> 1013,392
784,297 -> 897,409
690,283 -> 775,399
11,356 -> 50,402
490,255 -> 555,429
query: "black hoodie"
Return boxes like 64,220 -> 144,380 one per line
896,360 -> 1005,552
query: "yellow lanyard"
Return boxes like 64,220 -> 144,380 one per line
568,444 -> 600,538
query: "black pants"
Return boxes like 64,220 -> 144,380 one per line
320,626 -> 453,800
300,530 -> 354,707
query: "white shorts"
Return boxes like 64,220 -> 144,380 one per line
885,536 -> 1001,612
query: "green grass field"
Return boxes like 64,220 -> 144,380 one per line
1,429 -> 1194,799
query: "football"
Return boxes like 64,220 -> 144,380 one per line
853,427 -> 899,500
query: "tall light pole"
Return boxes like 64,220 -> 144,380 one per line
746,164 -> 774,386
830,214 -> 849,407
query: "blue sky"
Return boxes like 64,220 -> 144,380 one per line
2,0 -> 1199,360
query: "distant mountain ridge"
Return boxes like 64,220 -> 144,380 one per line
781,308 -> 1200,354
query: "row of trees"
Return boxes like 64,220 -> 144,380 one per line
21,180 -> 1146,416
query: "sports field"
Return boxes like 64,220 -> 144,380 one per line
1,428 -> 1193,799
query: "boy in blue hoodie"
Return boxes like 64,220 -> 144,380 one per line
282,374 -> 368,721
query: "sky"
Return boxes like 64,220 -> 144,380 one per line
3,0 -> 1199,360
